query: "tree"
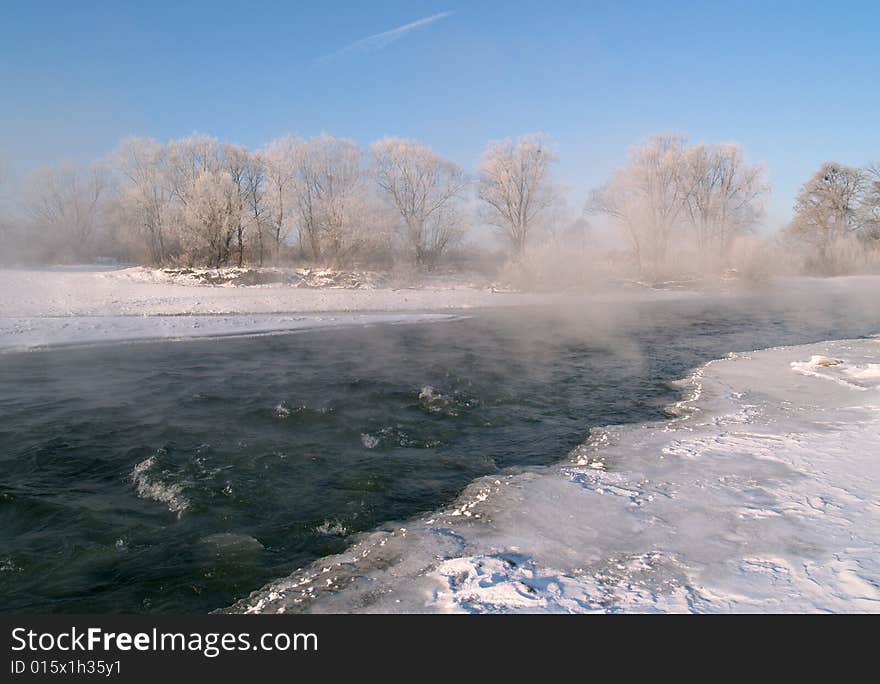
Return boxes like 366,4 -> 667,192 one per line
162,134 -> 223,207
262,135 -> 300,261
372,138 -> 468,269
589,135 -> 689,279
681,142 -> 768,265
861,163 -> 880,242
590,136 -> 768,278
291,134 -> 365,264
222,144 -> 262,267
180,170 -> 240,267
478,133 -> 557,259
787,162 -> 866,274
242,153 -> 269,266
27,162 -> 110,259
113,137 -> 174,263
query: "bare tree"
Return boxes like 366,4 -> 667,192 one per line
861,163 -> 880,242
222,144 -> 262,267
113,137 -> 174,263
682,142 -> 768,266
180,170 -> 241,267
291,134 -> 364,264
242,154 -> 269,266
589,135 -> 689,280
372,137 -> 468,269
162,134 -> 223,207
787,162 -> 866,274
262,135 -> 300,261
478,133 -> 557,259
27,162 -> 110,259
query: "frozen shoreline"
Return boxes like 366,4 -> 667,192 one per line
233,337 -> 880,613
0,266 -> 697,351
0,313 -> 465,353
0,267 -> 527,351
0,267 -> 530,319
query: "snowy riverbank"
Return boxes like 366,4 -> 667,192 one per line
7,267 -> 880,353
0,267 -> 529,351
0,266 -> 709,351
0,313 -> 466,352
0,267 -> 526,318
233,337 -> 880,613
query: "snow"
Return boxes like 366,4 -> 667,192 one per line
0,267 -> 527,351
791,355 -> 880,389
0,266 -> 698,351
0,313 -> 462,352
0,267 -> 523,318
233,337 -> 880,614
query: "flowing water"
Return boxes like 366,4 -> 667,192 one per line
1,281 -> 878,612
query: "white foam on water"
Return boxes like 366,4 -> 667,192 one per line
418,385 -> 456,415
274,402 -> 307,418
230,337 -> 880,614
417,385 -> 478,417
359,426 -> 439,450
130,455 -> 190,517
360,433 -> 380,449
0,559 -> 23,573
314,521 -> 349,537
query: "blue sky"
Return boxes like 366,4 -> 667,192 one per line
1,0 -> 878,227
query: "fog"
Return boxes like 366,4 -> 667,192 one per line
1,132 -> 878,287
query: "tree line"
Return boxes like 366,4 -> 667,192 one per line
2,131 -> 878,281
3,133 -> 556,271
784,162 -> 880,275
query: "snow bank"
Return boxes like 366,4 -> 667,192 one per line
232,338 -> 880,613
0,267 -> 529,319
0,266 -> 524,351
0,267 -> 690,351
0,313 -> 460,352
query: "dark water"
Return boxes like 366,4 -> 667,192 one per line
2,283 -> 879,613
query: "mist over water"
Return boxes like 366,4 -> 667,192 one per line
1,280 -> 879,613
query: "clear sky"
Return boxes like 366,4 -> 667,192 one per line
1,0 -> 878,228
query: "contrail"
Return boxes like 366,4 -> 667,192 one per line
314,11 -> 453,66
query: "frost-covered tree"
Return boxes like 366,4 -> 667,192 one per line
26,162 -> 111,259
787,162 -> 866,274
113,137 -> 174,263
590,136 -> 768,278
113,135 -> 234,265
241,152 -> 269,266
861,163 -> 880,242
372,138 -> 468,269
262,135 -> 300,261
589,135 -> 689,279
291,135 -> 365,264
478,133 -> 558,259
162,134 -> 223,207
682,142 -> 768,265
180,170 -> 241,267
222,144 -> 265,267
